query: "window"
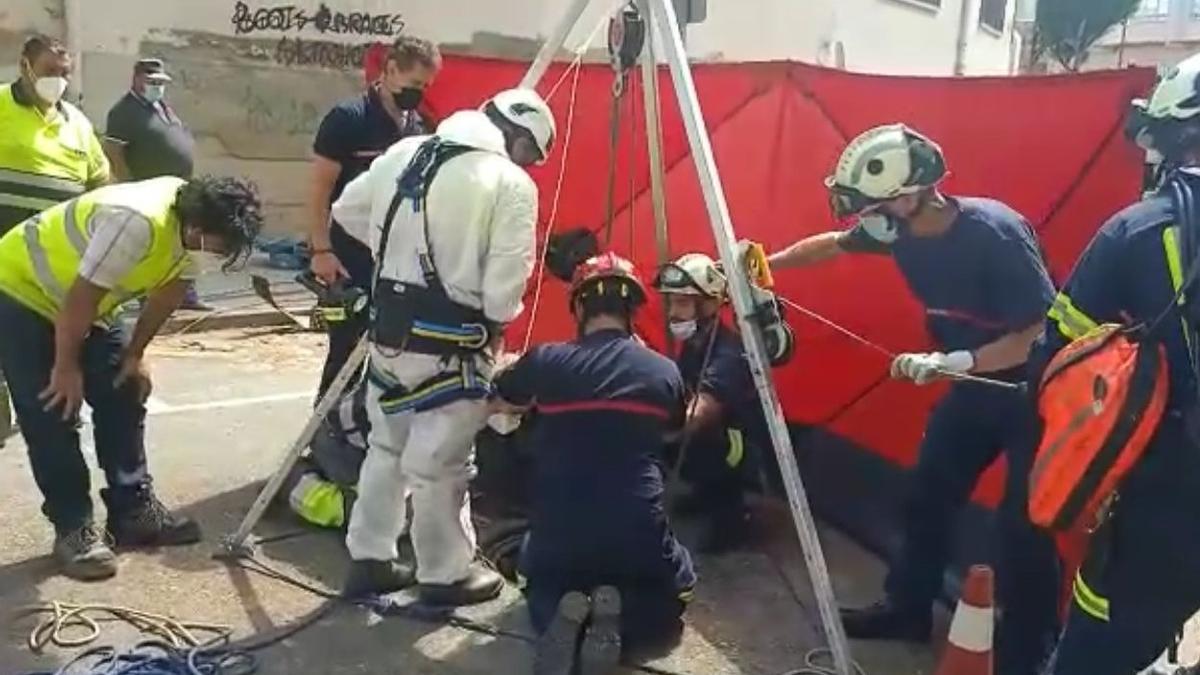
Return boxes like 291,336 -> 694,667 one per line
980,0 -> 1008,32
889,0 -> 942,9
1136,0 -> 1170,17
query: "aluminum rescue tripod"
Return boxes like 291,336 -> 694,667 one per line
523,1 -> 854,672
222,2 -> 852,671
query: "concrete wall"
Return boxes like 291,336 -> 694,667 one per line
1,0 -> 1022,235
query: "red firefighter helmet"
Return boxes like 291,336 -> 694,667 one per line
568,252 -> 648,312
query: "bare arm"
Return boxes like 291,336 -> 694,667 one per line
102,139 -> 132,183
40,279 -> 106,418
127,279 -> 187,358
767,231 -> 849,270
309,155 -> 341,252
970,322 -> 1044,374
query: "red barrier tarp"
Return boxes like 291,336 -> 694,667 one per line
424,56 -> 1155,506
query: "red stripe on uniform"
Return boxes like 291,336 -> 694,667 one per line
538,400 -> 670,420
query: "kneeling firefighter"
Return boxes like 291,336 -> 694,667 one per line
654,253 -> 765,554
492,253 -> 696,675
1035,52 -> 1200,675
329,88 -> 555,604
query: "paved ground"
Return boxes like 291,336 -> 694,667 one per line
0,327 -> 943,675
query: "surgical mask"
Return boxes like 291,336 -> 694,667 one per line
33,76 -> 68,105
142,84 -> 165,104
669,319 -> 698,341
392,86 -> 423,111
856,212 -> 904,243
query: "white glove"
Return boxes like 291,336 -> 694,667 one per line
890,351 -> 975,386
487,412 -> 522,435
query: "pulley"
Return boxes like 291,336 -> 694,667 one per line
608,3 -> 646,75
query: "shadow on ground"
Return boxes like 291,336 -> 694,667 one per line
3,476 -> 937,675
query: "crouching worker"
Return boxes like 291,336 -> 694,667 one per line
492,254 -> 697,675
330,89 -> 554,604
0,175 -> 262,580
280,380 -> 371,529
654,253 -> 763,554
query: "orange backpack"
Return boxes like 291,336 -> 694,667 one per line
1029,324 -> 1169,532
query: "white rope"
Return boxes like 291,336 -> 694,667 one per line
544,3 -> 616,103
522,56 -> 585,352
777,295 -> 896,359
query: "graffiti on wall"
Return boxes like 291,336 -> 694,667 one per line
274,36 -> 374,70
231,2 -> 405,37
240,84 -> 322,135
229,2 -> 400,71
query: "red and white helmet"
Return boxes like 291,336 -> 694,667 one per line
568,252 -> 647,311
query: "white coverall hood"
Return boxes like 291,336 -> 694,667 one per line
436,110 -> 509,157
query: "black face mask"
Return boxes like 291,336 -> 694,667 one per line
392,87 -> 423,111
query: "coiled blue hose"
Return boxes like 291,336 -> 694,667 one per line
20,640 -> 257,675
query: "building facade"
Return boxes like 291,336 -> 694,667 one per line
0,0 -> 1023,233
1088,0 -> 1200,72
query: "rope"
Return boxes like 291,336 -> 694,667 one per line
522,47 -> 585,353
21,641 -> 258,675
15,602 -> 233,655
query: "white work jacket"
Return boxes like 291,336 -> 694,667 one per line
331,110 -> 538,324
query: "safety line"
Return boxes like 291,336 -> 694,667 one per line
523,45 -> 586,352
777,296 -> 896,359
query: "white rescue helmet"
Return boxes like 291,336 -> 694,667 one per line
825,124 -> 947,218
485,88 -> 557,165
654,253 -> 727,299
1145,53 -> 1200,122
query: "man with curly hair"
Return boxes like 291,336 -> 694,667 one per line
0,174 -> 262,580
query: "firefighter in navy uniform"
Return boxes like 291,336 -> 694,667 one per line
1037,53 -> 1200,675
653,253 -> 762,554
764,124 -> 1061,674
492,253 -> 695,675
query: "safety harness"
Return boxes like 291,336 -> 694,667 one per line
368,137 -> 498,415
371,137 -> 498,355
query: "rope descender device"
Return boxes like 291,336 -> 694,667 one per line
740,243 -> 796,367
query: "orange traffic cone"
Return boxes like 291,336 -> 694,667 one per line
935,565 -> 995,675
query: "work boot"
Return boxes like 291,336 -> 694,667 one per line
418,563 -> 505,607
579,586 -> 622,675
534,591 -> 590,675
343,559 -> 417,598
839,599 -> 932,642
102,484 -> 202,548
54,522 -> 118,581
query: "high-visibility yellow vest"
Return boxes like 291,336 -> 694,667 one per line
0,83 -> 108,227
0,176 -> 190,321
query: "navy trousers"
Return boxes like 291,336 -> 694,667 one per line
885,381 -> 1061,675
1048,417 -> 1200,675
0,293 -> 148,532
317,224 -> 372,399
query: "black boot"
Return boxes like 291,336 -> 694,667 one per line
102,484 -> 202,548
54,522 -> 118,581
418,563 -> 504,607
534,591 -> 589,675
579,586 -> 622,675
343,559 -> 417,598
839,599 -> 932,642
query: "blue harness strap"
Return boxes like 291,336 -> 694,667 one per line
369,360 -> 492,416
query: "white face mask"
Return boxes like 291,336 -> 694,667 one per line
34,76 -> 68,105
142,84 -> 165,104
669,319 -> 698,341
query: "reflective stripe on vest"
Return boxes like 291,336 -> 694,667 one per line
0,177 -> 187,320
1072,572 -> 1110,622
1162,227 -> 1193,362
1049,292 -> 1100,341
0,167 -> 86,213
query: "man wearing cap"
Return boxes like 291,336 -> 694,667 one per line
103,58 -> 207,310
